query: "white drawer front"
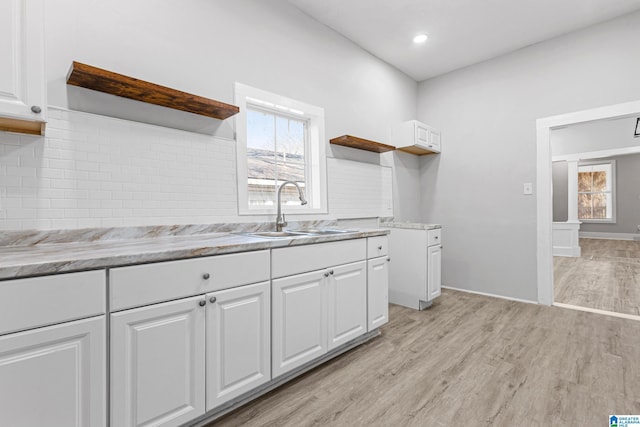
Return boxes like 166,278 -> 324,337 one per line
110,250 -> 270,311
272,239 -> 367,279
367,236 -> 389,258
0,270 -> 106,336
427,229 -> 442,246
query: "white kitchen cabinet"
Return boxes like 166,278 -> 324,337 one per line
272,269 -> 327,378
206,281 -> 270,410
0,0 -> 46,135
0,316 -> 106,427
367,256 -> 389,331
110,295 -> 207,427
389,226 -> 443,310
327,261 -> 367,350
392,120 -> 441,155
428,244 -> 442,300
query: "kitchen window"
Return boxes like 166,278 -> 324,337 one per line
578,160 -> 615,222
235,83 -> 327,215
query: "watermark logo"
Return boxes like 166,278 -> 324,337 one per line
610,415 -> 640,427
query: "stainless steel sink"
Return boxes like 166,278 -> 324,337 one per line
241,231 -> 313,239
289,228 -> 357,235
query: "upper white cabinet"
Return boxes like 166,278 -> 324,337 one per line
0,0 -> 46,135
392,120 -> 441,155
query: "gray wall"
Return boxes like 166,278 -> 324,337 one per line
551,116 -> 640,156
580,154 -> 640,234
417,11 -> 640,302
552,162 -> 569,222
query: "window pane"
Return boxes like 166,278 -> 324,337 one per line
578,172 -> 592,192
578,193 -> 592,219
275,115 -> 306,205
592,193 -> 607,219
247,109 -> 277,206
246,107 -> 307,207
592,171 -> 607,192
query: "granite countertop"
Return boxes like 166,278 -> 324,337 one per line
0,227 -> 389,280
380,221 -> 442,230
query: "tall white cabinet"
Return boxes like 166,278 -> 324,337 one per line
0,0 -> 46,134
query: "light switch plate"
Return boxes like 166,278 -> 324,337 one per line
523,183 -> 533,195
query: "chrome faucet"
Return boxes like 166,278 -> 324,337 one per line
276,181 -> 307,231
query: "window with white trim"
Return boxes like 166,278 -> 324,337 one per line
578,160 -> 615,222
235,83 -> 327,215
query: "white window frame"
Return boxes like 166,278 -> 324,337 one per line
235,83 -> 327,215
577,160 -> 616,223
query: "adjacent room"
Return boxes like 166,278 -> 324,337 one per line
1,1 -> 640,426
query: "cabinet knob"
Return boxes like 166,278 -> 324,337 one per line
324,271 -> 330,277
209,296 -> 217,303
202,273 -> 210,280
387,257 -> 391,262
378,245 -> 382,250
329,270 -> 334,275
198,300 -> 206,307
30,105 -> 42,114
435,236 -> 439,239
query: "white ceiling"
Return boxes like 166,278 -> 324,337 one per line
288,0 -> 640,81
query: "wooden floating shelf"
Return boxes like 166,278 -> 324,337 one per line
66,61 -> 240,120
396,146 -> 438,156
0,116 -> 45,136
329,135 -> 395,153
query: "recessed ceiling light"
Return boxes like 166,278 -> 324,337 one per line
413,34 -> 428,44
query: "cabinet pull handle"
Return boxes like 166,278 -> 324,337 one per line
202,273 -> 210,280
387,257 -> 391,262
198,300 -> 206,307
209,296 -> 217,304
324,271 -> 330,277
31,105 -> 42,114
378,245 -> 382,250
329,270 -> 334,275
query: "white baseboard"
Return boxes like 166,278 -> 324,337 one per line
553,246 -> 581,257
442,286 -> 537,305
553,302 -> 640,322
579,231 -> 640,241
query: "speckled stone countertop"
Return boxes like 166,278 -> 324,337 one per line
380,221 -> 442,230
0,223 -> 389,280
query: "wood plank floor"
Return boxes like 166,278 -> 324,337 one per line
211,289 -> 640,427
555,238 -> 640,316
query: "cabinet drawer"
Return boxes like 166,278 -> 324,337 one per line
272,239 -> 367,279
367,236 -> 389,258
427,229 -> 442,246
0,270 -> 105,336
110,250 -> 270,311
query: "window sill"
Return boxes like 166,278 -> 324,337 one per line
579,219 -> 616,224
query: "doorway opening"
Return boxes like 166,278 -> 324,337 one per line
536,99 -> 640,320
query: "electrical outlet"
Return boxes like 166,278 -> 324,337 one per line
523,183 -> 533,195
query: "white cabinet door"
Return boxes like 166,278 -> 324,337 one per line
428,245 -> 442,300
327,261 -> 367,350
0,316 -> 106,427
429,128 -> 441,152
111,296 -> 206,427
272,270 -> 327,378
415,122 -> 430,147
0,0 -> 45,123
367,257 -> 389,331
206,281 -> 270,410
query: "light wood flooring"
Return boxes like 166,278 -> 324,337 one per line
554,238 -> 640,316
211,289 -> 640,427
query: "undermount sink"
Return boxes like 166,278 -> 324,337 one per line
289,228 -> 356,235
240,229 -> 357,239
241,231 -> 312,239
